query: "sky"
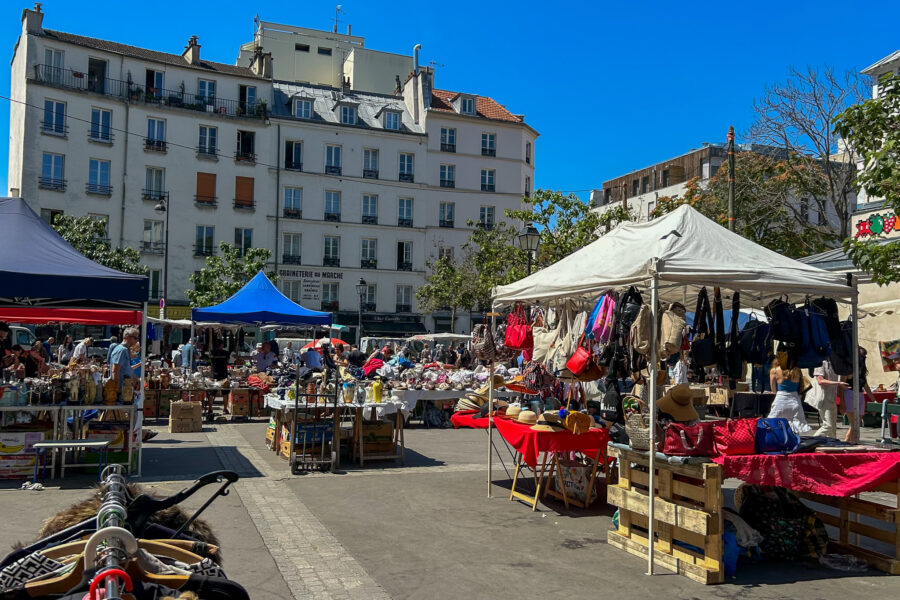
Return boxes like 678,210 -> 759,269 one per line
1,0 -> 899,201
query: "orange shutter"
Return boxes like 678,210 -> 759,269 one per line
235,176 -> 254,205
196,172 -> 216,203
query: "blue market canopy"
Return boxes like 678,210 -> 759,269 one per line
192,271 -> 332,326
0,197 -> 148,307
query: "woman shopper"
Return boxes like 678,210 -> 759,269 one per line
767,359 -> 811,435
57,335 -> 74,364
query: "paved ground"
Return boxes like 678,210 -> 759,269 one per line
0,416 -> 897,599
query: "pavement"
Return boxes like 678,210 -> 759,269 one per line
0,415 -> 897,600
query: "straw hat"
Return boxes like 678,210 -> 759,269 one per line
516,410 -> 538,425
505,405 -> 522,421
475,374 -> 506,396
531,411 -> 566,432
465,392 -> 489,406
657,384 -> 698,422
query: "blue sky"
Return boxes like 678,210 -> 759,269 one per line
2,1 -> 899,200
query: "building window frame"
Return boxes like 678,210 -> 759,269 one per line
481,168 -> 496,192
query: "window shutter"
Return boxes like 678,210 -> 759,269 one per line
196,172 -> 216,202
235,176 -> 254,205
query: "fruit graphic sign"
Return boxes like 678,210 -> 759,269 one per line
854,209 -> 900,239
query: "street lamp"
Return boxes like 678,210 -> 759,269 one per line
154,198 -> 170,315
355,277 -> 367,346
516,222 -> 541,275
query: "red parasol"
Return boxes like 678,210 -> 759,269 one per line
301,337 -> 345,349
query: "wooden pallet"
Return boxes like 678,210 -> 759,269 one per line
606,446 -> 724,584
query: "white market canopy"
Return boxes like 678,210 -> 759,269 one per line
493,205 -> 856,308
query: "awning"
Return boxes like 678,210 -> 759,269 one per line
0,307 -> 143,325
362,320 -> 427,335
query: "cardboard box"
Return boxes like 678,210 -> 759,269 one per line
0,454 -> 37,478
230,389 -> 251,404
170,401 -> 202,421
361,421 -> 393,446
181,390 -> 206,403
229,402 -> 249,417
168,417 -> 202,433
0,430 -> 52,456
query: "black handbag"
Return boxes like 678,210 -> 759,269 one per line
725,292 -> 743,379
690,287 -> 716,367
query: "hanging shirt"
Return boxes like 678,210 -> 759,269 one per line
672,360 -> 688,385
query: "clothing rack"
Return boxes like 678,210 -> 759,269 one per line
289,365 -> 340,473
88,463 -> 136,600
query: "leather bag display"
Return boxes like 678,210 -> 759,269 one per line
662,421 -> 717,457
659,302 -> 687,358
565,333 -> 593,377
713,418 -> 758,455
504,303 -> 533,351
756,418 -> 801,454
690,287 -> 716,367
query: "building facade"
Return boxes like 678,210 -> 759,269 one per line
8,5 -> 538,337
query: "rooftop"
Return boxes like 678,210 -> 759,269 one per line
430,89 -> 523,123
862,49 -> 900,75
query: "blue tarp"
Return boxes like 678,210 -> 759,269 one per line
0,198 -> 147,305
192,271 -> 332,326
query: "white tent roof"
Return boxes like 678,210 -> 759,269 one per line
493,205 -> 856,309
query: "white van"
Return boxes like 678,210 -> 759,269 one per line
8,326 -> 37,350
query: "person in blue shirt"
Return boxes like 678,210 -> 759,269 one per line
182,337 -> 196,373
106,336 -> 119,364
109,328 -> 138,399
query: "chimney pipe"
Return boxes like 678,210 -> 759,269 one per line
413,44 -> 421,75
347,24 -> 351,35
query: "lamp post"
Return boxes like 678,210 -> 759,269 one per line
154,198 -> 170,316
516,222 -> 541,275
355,277 -> 367,346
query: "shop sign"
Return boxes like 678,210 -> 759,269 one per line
278,269 -> 343,280
147,305 -> 192,320
301,279 -> 321,303
853,208 -> 900,239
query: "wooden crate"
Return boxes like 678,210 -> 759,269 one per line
797,481 -> 900,575
606,446 -> 724,584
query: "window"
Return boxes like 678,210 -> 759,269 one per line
294,99 -> 311,119
363,148 -> 379,178
363,284 -> 376,310
662,169 -> 670,187
438,246 -> 454,260
647,202 -> 656,217
324,236 -> 340,266
87,159 -> 111,195
818,207 -> 828,227
526,142 -> 532,164
439,201 -> 455,227
148,269 -> 162,300
145,69 -> 164,95
234,228 -> 252,256
195,172 -> 216,205
603,189 -> 611,205
480,206 -> 495,229
396,285 -> 413,312
195,225 -> 214,256
239,85 -> 257,112
285,141 -> 302,170
481,133 -> 496,156
40,153 -> 65,190
525,176 -> 531,198
440,127 -> 456,152
198,125 -> 217,155
362,194 -> 378,224
641,176 -> 650,194
143,219 -> 164,254
43,100 -> 65,135
322,282 -> 339,310
340,105 -> 357,125
198,79 -> 216,102
481,169 -> 496,192
295,43 -> 310,52
284,187 -> 302,217
397,241 -> 412,271
40,209 -> 63,225
325,190 -> 341,221
284,280 -> 302,302
399,153 -> 414,182
317,47 -> 332,56
43,48 -> 64,83
325,144 -> 342,175
632,180 -> 639,196
234,176 -> 254,209
800,198 -> 810,223
440,164 -> 456,188
144,167 -> 165,200
90,108 -> 111,141
398,197 -> 413,227
710,163 -> 721,178
361,239 -> 377,269
235,130 -> 255,161
283,233 -> 301,264
461,96 -> 475,115
146,118 -> 166,151
384,111 -> 400,130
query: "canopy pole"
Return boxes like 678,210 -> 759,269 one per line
137,302 -> 147,477
647,271 -> 660,576
188,321 -> 195,376
488,312 -> 496,498
851,278 -> 860,444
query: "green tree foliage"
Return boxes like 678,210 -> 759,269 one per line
463,220 -> 527,310
188,242 -> 276,307
837,73 -> 900,285
51,215 -> 147,275
415,256 -> 478,331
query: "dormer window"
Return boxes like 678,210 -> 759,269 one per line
460,96 -> 475,115
294,98 -> 312,119
340,105 -> 357,125
383,111 -> 400,131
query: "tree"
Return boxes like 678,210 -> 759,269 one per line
188,242 -> 276,307
51,215 -> 147,275
415,256 -> 478,331
596,204 -> 636,234
837,73 -> 900,285
747,66 -> 866,239
463,220 -> 527,310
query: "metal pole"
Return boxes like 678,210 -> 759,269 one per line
647,271 -> 660,575
162,200 -> 170,313
851,281 -> 860,443
137,302 -> 147,476
727,126 -> 735,232
527,252 -> 532,276
357,296 -> 363,346
488,312 -> 496,498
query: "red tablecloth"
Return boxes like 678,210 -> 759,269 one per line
450,410 -> 492,429
712,452 -> 900,497
494,417 -> 609,469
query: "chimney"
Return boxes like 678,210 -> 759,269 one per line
182,35 -> 201,65
347,24 -> 351,36
250,47 -> 272,79
22,3 -> 44,34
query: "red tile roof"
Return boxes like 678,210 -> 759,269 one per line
430,89 -> 523,123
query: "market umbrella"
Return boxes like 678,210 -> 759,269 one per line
301,338 -> 345,349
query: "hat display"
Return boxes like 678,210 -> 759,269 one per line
516,410 -> 538,425
475,374 -> 506,396
657,384 -> 698,422
531,411 -> 566,432
505,405 -> 522,420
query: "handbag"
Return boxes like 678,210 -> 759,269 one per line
531,326 -> 553,364
591,292 -> 617,344
625,413 -> 654,451
564,411 -> 592,434
713,418 -> 758,455
565,333 -> 593,376
690,288 -> 717,367
659,302 -> 687,357
724,291 -> 744,379
662,422 -> 716,456
471,323 -> 496,361
505,303 -> 534,350
756,418 -> 800,454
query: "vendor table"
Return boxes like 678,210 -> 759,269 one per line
351,405 -> 405,466
450,410 -> 491,429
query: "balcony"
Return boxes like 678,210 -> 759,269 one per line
142,189 -> 168,202
194,195 -> 217,207
324,212 -> 341,222
363,169 -> 379,179
397,262 -> 412,272
88,131 -> 114,144
361,302 -> 376,312
440,179 -> 455,188
439,219 -> 454,228
282,254 -> 302,265
194,245 -> 216,257
144,138 -> 167,152
399,172 -> 414,183
283,208 -> 303,219
140,241 -> 165,255
482,148 -> 496,157
323,257 -> 340,268
85,183 -> 113,196
478,221 -> 495,231
197,145 -> 217,159
32,65 -> 268,119
325,165 -> 342,175
39,177 -> 67,191
233,199 -> 255,210
481,183 -> 496,192
361,215 -> 378,225
285,160 -> 302,171
440,143 -> 456,152
321,300 -> 339,311
360,258 -> 377,270
234,151 -> 256,164
41,122 -> 68,137
397,217 -> 413,228
396,304 -> 411,313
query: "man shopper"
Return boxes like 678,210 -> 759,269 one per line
809,359 -> 845,438
72,337 -> 92,364
255,342 -> 278,371
109,328 -> 138,400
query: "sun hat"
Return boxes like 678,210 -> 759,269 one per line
505,405 -> 522,420
531,411 -> 567,432
657,383 -> 699,422
516,410 -> 538,425
475,374 -> 506,396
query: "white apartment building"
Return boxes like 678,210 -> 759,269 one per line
856,49 -> 900,207
8,5 -> 538,338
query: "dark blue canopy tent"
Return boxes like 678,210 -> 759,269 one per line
191,271 -> 332,326
0,197 -> 147,307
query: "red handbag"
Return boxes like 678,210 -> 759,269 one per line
662,422 -> 716,456
505,303 -> 534,351
565,333 -> 592,376
713,418 -> 758,455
